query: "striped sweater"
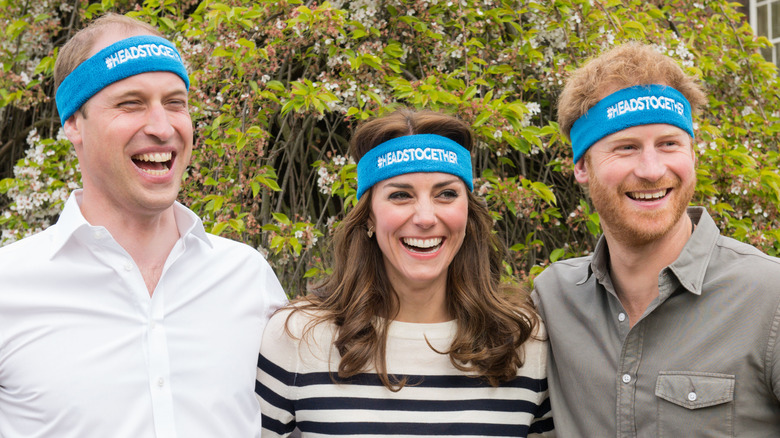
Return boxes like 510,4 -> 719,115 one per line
256,308 -> 554,437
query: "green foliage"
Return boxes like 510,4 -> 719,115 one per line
1,0 -> 778,294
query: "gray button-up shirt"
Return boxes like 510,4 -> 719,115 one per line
533,207 -> 780,437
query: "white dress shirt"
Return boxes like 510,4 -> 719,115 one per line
0,190 -> 288,438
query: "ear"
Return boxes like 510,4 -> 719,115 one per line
574,157 -> 590,184
62,112 -> 83,150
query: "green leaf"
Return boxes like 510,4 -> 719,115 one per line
530,181 -> 557,205
272,212 -> 291,225
211,222 -> 228,236
212,47 -> 233,57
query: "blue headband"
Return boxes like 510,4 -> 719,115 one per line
56,35 -> 190,125
570,84 -> 694,163
356,134 -> 473,199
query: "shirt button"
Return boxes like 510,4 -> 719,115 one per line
158,378 -> 165,387
688,392 -> 697,401
123,262 -> 133,271
618,313 -> 626,322
150,321 -> 156,330
622,374 -> 631,383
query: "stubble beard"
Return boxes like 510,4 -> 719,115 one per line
588,172 -> 696,248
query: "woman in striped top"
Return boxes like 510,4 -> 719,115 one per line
257,108 -> 554,437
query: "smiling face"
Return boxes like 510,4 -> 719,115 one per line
369,172 -> 469,303
63,31 -> 192,222
575,124 -> 696,247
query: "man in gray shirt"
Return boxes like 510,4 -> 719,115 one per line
533,42 -> 780,436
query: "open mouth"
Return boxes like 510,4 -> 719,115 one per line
626,189 -> 669,201
402,237 -> 443,254
132,152 -> 174,176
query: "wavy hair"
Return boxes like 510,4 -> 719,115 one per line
288,108 -> 539,390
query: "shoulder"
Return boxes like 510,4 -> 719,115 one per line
204,233 -> 266,260
715,234 -> 780,263
520,318 -> 548,377
262,305 -> 337,352
533,254 -> 592,292
712,234 -> 780,280
0,227 -> 55,267
200,234 -> 282,287
531,255 -> 597,324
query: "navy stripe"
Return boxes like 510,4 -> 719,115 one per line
261,352 -> 545,391
297,396 -> 540,413
256,379 -> 295,416
537,377 -> 548,393
257,354 -> 296,415
258,353 -> 297,386
533,396 -> 551,419
298,421 -> 530,436
528,416 -> 554,434
261,413 -> 297,436
292,369 -> 545,390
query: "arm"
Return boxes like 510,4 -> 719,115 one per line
256,311 -> 298,438
527,393 -> 555,438
769,299 -> 780,404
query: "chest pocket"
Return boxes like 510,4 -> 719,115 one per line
655,371 -> 735,438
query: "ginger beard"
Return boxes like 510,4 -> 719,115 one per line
585,155 -> 696,247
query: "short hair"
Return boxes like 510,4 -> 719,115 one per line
557,42 -> 707,142
54,13 -> 162,91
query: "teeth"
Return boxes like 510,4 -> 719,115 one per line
133,152 -> 172,162
403,237 -> 442,248
142,169 -> 168,176
629,190 -> 666,200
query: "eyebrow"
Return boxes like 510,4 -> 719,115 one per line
110,88 -> 188,100
383,178 -> 461,190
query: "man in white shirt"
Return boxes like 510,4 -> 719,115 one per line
0,13 -> 287,437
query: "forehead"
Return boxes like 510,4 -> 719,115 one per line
598,124 -> 690,144
377,171 -> 464,187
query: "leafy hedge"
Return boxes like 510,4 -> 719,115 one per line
1,0 -> 778,295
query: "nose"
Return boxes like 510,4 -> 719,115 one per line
413,198 -> 437,229
143,103 -> 175,141
633,146 -> 666,182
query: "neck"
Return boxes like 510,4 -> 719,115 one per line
604,213 -> 693,326
79,194 -> 180,296
390,277 -> 451,323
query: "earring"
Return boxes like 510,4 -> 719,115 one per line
367,225 -> 374,238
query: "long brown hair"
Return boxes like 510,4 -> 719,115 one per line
290,108 -> 539,389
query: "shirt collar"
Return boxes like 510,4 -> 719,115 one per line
585,207 -> 720,295
49,189 -> 212,259
666,207 -> 719,295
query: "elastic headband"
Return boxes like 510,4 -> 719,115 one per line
570,84 -> 694,163
56,35 -> 190,125
356,134 -> 473,199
